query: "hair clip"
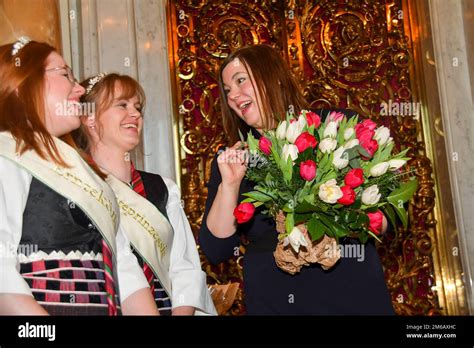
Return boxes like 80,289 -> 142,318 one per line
11,36 -> 31,56
85,72 -> 107,95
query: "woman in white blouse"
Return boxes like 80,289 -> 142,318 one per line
0,39 -> 158,315
74,73 -> 216,315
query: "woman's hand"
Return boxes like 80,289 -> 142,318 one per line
206,142 -> 248,238
217,141 -> 248,188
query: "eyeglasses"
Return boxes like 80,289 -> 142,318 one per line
45,65 -> 77,85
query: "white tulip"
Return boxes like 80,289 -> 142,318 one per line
332,146 -> 349,169
297,115 -> 307,128
344,127 -> 354,140
286,121 -> 304,143
388,159 -> 406,171
374,126 -> 391,146
361,185 -> 381,205
319,137 -> 337,153
323,121 -> 338,138
343,138 -> 359,149
276,121 -> 287,140
287,227 -> 308,253
318,179 -> 343,204
282,144 -> 299,162
370,162 -> 390,177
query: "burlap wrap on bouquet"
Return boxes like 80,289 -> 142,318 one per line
273,211 -> 341,275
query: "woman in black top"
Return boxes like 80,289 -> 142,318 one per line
199,44 -> 394,315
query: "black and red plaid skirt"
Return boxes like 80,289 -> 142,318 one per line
20,258 -> 116,315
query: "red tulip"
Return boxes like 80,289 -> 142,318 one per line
344,168 -> 365,188
361,119 -> 377,131
259,136 -> 272,155
355,119 -> 377,137
294,132 -> 318,153
305,111 -> 321,128
360,139 -> 379,159
367,211 -> 384,235
337,186 -> 356,205
233,203 -> 256,224
299,160 -> 317,181
356,128 -> 375,145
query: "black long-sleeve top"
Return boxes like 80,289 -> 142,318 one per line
199,110 -> 395,315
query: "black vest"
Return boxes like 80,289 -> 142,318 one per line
138,170 -> 169,219
21,177 -> 102,255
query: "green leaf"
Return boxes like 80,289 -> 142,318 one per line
285,212 -> 294,234
344,148 -> 359,161
242,190 -> 273,202
355,145 -> 370,158
270,142 -> 281,163
337,118 -> 347,145
294,199 -> 318,213
307,216 -> 326,241
352,198 -> 362,209
297,146 -> 315,163
358,232 -> 369,244
319,215 -> 347,238
294,213 -> 313,225
247,132 -> 258,152
381,204 -> 397,230
367,230 -> 383,243
390,202 -> 408,229
387,178 -> 418,205
282,203 -> 294,213
282,154 -> 293,183
278,191 -> 293,201
341,210 -> 358,223
380,142 -> 394,161
349,158 -> 360,169
349,213 -> 369,229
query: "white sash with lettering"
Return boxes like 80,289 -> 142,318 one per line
106,174 -> 173,296
0,132 -> 119,255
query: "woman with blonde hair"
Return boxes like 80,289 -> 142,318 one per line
74,73 -> 216,315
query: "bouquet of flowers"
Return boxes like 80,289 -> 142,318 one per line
233,110 -> 418,274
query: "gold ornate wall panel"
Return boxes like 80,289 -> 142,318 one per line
167,0 -> 466,315
0,0 -> 62,47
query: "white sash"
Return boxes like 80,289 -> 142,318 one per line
105,174 -> 173,296
0,132 -> 119,256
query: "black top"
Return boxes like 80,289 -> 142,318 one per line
21,177 -> 102,255
199,109 -> 395,315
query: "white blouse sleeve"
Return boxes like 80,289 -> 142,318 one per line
163,177 -> 217,315
115,224 -> 150,302
0,157 -> 33,296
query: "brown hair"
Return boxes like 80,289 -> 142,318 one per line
74,73 -> 146,154
0,40 -> 71,166
218,44 -> 308,144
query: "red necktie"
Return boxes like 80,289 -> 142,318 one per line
130,163 -> 155,294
